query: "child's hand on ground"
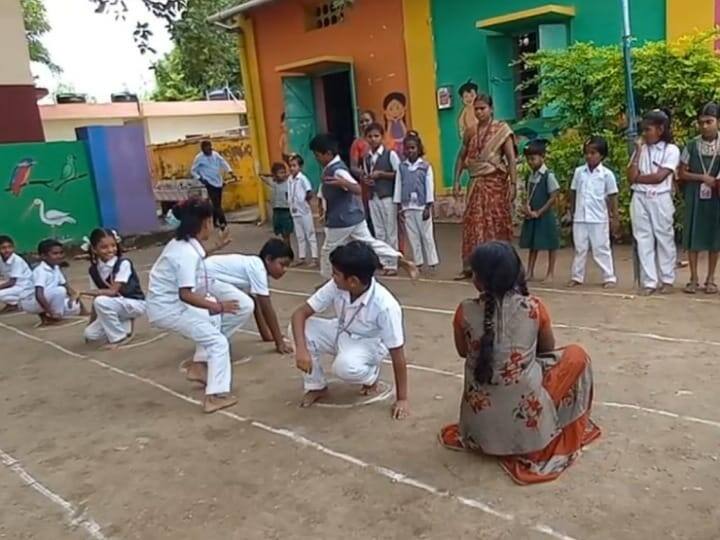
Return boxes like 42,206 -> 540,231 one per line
295,350 -> 312,374
276,339 -> 293,355
391,400 -> 410,420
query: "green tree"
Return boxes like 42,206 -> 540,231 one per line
21,0 -> 61,73
151,48 -> 204,101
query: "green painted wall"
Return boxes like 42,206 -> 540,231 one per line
0,141 -> 100,253
431,0 -> 666,189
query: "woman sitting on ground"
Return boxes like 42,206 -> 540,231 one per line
439,241 -> 601,485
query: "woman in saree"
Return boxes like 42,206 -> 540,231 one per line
453,94 -> 518,280
439,242 -> 601,485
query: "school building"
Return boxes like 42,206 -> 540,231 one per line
209,0 -> 716,204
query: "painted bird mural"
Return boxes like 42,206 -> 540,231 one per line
31,198 -> 77,236
8,158 -> 36,196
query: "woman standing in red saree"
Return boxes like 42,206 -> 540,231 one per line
453,94 -> 517,279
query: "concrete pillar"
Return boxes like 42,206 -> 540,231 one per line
0,0 -> 45,143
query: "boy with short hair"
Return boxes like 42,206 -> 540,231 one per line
20,239 -> 84,324
309,133 -> 417,280
265,162 -> 293,245
362,122 -> 401,274
0,235 -> 33,314
291,241 -> 410,420
205,238 -> 294,354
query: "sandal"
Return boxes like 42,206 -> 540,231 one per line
639,288 -> 656,297
684,282 -> 699,295
705,282 -> 718,295
438,424 -> 466,452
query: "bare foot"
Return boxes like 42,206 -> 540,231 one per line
567,280 -> 582,288
360,382 -> 379,396
39,314 -> 63,326
603,282 -> 617,290
102,334 -> 134,350
300,388 -> 328,408
398,259 -> 419,280
0,304 -> 19,314
639,287 -> 655,296
203,394 -> 238,413
186,362 -> 208,384
309,259 -> 319,269
542,274 -> 555,283
179,358 -> 193,373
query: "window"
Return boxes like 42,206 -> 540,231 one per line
307,2 -> 345,31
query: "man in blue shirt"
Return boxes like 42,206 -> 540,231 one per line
191,140 -> 236,230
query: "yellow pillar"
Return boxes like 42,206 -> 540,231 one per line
237,15 -> 271,220
666,0 -> 715,40
402,0 -> 444,192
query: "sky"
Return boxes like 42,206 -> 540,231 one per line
32,0 -> 173,103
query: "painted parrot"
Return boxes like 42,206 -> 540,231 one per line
8,158 -> 36,196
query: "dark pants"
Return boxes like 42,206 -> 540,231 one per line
205,184 -> 227,229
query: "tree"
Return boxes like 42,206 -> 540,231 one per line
21,0 -> 62,73
151,48 -> 204,101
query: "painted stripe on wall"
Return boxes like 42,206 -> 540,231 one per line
666,0 -> 714,40
402,0 -> 445,192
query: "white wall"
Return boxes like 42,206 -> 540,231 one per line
145,114 -> 242,144
42,118 -> 127,142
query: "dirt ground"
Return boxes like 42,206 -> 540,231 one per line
2,223 -> 720,540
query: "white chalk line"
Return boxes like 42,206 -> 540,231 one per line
269,287 -> 720,349
0,447 -> 108,540
0,321 -> 574,540
119,332 -> 169,351
35,318 -> 87,331
315,379 -> 393,409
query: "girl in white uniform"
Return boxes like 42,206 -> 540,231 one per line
146,198 -> 240,414
20,239 -> 84,324
291,241 -> 410,420
0,235 -> 33,313
80,229 -> 146,349
287,154 -> 319,267
628,109 -> 681,295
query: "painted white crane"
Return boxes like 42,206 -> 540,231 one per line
31,198 -> 76,235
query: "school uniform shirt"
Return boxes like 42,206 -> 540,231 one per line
190,151 -> 231,188
96,257 -> 132,284
328,155 -> 358,184
205,254 -> 269,297
33,261 -> 66,289
308,278 -> 404,349
528,164 -> 560,193
1,253 -> 33,294
570,164 -> 619,223
289,173 -> 313,217
146,238 -> 206,321
368,146 -> 401,173
393,158 -> 436,210
271,180 -> 290,209
633,142 -> 681,194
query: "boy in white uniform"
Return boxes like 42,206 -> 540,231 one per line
20,239 -> 83,324
0,235 -> 33,313
291,241 -> 410,420
205,238 -> 294,354
628,110 -> 681,295
569,136 -> 620,288
287,154 -> 318,267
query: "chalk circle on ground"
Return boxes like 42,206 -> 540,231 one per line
315,379 -> 393,409
118,332 -> 169,351
35,317 -> 86,330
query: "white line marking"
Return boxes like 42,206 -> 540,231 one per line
269,287 -> 720,348
118,332 -> 169,350
0,321 -> 573,540
0,447 -> 108,540
36,318 -> 87,331
315,380 -> 393,409
0,310 -> 27,319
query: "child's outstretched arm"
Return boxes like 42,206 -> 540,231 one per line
255,295 -> 292,354
388,346 -> 410,420
291,303 -> 316,374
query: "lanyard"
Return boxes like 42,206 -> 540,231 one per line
336,285 -> 375,343
699,137 -> 720,177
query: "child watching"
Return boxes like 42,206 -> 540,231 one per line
20,239 -> 84,325
519,139 -> 561,282
362,122 -> 400,275
287,154 -> 318,267
80,228 -> 146,349
291,241 -> 410,419
263,162 -> 293,245
0,235 -> 33,314
393,131 -> 439,273
569,136 -> 619,289
205,238 -> 294,355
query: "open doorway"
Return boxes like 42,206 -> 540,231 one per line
320,70 -> 355,164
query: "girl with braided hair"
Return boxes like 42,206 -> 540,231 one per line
439,241 -> 600,484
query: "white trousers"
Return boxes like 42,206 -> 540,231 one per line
207,280 -> 255,337
368,196 -> 399,270
293,317 -> 386,391
84,296 -> 146,344
0,285 -> 28,306
292,212 -> 318,260
321,221 -> 402,278
403,209 -> 439,267
20,286 -> 82,317
571,222 -> 617,284
631,192 -> 676,288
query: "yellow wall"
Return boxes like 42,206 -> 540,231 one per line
667,0 -> 715,40
148,135 -> 259,209
402,0 -> 444,192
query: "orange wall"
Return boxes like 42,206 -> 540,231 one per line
250,0 -> 410,164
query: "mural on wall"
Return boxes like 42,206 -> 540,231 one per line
0,141 -> 100,252
457,79 -> 479,138
382,92 -> 408,156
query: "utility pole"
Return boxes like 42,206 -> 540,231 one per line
620,0 -> 641,286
